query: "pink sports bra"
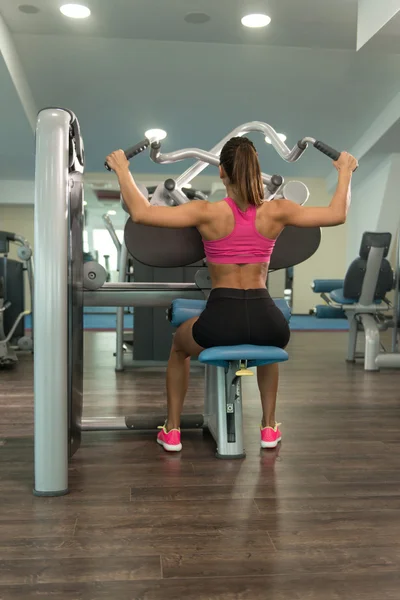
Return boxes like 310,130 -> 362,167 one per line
203,197 -> 276,265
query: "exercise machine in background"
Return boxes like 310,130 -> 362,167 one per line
376,230 -> 400,368
312,232 -> 395,371
0,231 -> 33,368
34,108 -> 341,495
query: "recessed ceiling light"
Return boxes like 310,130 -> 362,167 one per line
241,14 -> 271,28
107,210 -> 117,216
83,200 -> 88,206
184,12 -> 211,24
145,129 -> 167,142
18,4 -> 40,14
265,133 -> 287,145
60,4 -> 91,19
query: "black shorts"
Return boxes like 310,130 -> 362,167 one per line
192,288 -> 290,349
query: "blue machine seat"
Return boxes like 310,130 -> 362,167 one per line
170,298 -> 290,368
199,344 -> 289,369
329,288 -> 382,305
312,279 -> 345,294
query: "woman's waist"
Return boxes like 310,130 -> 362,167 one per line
207,263 -> 269,291
207,287 -> 273,302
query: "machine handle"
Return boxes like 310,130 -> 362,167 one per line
104,138 -> 151,171
313,141 -> 341,162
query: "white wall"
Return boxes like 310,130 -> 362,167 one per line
0,180 -> 34,204
292,177 -> 348,314
346,157 -> 390,263
346,153 -> 400,265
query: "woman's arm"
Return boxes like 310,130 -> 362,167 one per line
106,150 -> 210,228
272,152 -> 357,228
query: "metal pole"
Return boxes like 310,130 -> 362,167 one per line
392,232 -> 400,353
115,241 -> 129,371
175,121 -> 304,188
34,108 -> 71,496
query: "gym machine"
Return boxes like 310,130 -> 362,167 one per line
0,232 -> 33,367
312,232 -> 394,371
34,107 -> 341,495
376,230 -> 400,368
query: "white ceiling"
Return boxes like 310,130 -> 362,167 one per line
1,0 -> 359,49
1,0 -> 400,186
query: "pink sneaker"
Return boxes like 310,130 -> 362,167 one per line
261,423 -> 282,449
157,425 -> 182,452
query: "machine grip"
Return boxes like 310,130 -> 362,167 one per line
313,141 -> 341,162
104,138 -> 150,171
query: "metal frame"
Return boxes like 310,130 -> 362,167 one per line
316,246 -> 392,372
149,121 -> 313,206
203,364 -> 245,459
376,230 -> 400,368
34,108 -> 72,496
34,111 -> 326,495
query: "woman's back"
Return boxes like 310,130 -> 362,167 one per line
198,198 -> 281,290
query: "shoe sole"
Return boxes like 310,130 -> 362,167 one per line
157,438 -> 182,452
261,437 -> 282,449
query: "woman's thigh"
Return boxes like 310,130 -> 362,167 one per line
173,317 -> 204,357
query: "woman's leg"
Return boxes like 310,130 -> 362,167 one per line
257,363 -> 279,428
166,317 -> 203,431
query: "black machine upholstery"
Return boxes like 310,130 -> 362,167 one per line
124,219 -> 321,270
342,232 -> 393,301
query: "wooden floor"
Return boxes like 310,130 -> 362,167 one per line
1,331 -> 400,599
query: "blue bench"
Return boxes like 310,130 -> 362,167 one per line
169,297 -> 290,458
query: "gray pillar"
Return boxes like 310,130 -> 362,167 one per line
34,108 -> 70,496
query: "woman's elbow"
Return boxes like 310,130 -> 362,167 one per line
131,210 -> 147,224
334,213 -> 347,226
131,213 -> 142,224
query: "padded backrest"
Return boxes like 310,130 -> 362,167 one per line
359,232 -> 391,260
343,258 -> 393,300
343,232 -> 393,301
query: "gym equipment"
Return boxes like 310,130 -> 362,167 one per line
312,232 -> 394,371
169,298 -> 289,458
314,305 -> 346,319
0,232 -> 33,366
33,109 -> 336,495
113,123 -> 340,269
375,230 -> 400,368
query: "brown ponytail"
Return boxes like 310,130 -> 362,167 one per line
219,137 -> 264,206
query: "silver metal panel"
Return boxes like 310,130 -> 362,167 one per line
203,364 -> 220,441
359,247 -> 385,306
216,363 -> 245,458
376,353 -> 400,368
346,315 -> 358,362
392,233 -> 400,353
115,241 -> 129,372
360,314 -> 380,371
34,108 -> 71,496
81,417 -> 128,431
84,288 -> 204,307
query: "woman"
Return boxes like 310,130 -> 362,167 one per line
106,138 -> 357,453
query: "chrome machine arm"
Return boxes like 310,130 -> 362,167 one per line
104,123 -> 342,206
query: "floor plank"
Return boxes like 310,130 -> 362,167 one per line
1,330 -> 400,600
